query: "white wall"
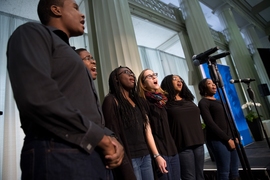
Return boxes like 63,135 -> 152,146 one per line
0,0 -> 39,20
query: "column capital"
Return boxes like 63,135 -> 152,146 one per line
213,3 -> 233,16
241,23 -> 256,32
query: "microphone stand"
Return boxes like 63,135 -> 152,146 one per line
245,83 -> 270,148
208,59 -> 254,180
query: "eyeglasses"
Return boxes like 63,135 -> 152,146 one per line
118,70 -> 135,77
143,73 -> 158,81
82,55 -> 95,61
173,77 -> 184,82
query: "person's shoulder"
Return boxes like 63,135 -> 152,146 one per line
16,22 -> 44,30
198,98 -> 205,103
103,94 -> 117,105
104,93 -> 114,100
198,98 -> 208,105
11,22 -> 49,37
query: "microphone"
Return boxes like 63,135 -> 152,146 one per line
193,47 -> 219,66
230,78 -> 255,84
209,52 -> 230,60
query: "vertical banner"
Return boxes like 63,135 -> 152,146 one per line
201,64 -> 253,146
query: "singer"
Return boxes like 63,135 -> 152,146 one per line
198,78 -> 240,180
6,0 -> 124,179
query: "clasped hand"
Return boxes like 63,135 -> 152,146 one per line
98,135 -> 124,169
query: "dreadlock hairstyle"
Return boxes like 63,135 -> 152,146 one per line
108,66 -> 148,128
198,78 -> 210,96
161,74 -> 195,102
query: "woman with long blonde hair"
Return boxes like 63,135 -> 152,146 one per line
137,69 -> 180,180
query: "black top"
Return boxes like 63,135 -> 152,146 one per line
7,22 -> 112,154
166,100 -> 205,152
198,98 -> 233,142
147,102 -> 178,156
102,94 -> 140,180
102,94 -> 149,158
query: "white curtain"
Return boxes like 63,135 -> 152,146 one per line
0,12 -> 87,180
138,46 -> 199,104
0,13 -> 29,180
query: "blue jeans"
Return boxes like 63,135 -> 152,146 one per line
207,140 -> 239,180
21,137 -> 113,180
179,145 -> 205,180
132,154 -> 154,180
156,154 -> 181,180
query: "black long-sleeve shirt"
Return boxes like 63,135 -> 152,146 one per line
102,94 -> 146,180
102,94 -> 149,159
166,100 -> 205,152
198,98 -> 232,142
7,22 -> 112,154
147,101 -> 178,156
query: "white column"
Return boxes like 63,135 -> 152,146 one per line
179,0 -> 217,54
241,24 -> 270,85
85,0 -> 143,99
214,4 -> 270,119
241,24 -> 270,113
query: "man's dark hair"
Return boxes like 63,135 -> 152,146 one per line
108,66 -> 148,128
161,74 -> 194,102
75,48 -> 87,55
37,0 -> 64,25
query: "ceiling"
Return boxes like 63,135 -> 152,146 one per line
133,0 -> 270,57
160,0 -> 270,34
199,0 -> 270,35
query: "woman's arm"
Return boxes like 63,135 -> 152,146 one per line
145,116 -> 168,174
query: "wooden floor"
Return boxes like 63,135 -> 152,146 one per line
203,139 -> 270,180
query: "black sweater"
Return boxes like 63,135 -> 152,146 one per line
166,100 -> 205,152
198,98 -> 233,142
147,101 -> 178,156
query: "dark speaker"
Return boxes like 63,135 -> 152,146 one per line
257,48 -> 270,79
258,84 -> 270,96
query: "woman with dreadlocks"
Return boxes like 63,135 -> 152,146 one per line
160,75 -> 205,180
137,69 -> 180,180
102,66 -> 155,180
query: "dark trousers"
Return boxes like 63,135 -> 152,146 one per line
156,154 -> 181,180
179,145 -> 205,180
207,140 -> 239,180
21,137 -> 113,180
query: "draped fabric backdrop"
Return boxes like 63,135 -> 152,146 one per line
0,13 -> 28,180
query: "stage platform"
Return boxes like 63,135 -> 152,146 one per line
203,139 -> 270,180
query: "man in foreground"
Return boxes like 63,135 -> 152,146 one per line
6,0 -> 124,179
